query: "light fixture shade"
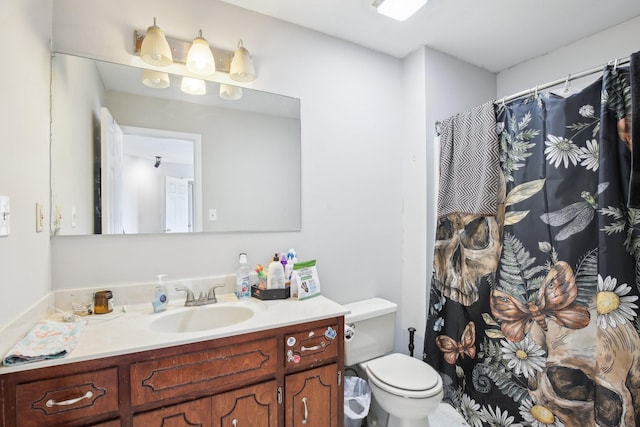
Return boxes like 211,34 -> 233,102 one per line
219,83 -> 243,100
181,76 -> 206,95
142,69 -> 170,88
186,30 -> 215,76
229,40 -> 256,82
140,18 -> 173,66
373,0 -> 427,21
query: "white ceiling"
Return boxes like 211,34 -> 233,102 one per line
219,0 -> 640,72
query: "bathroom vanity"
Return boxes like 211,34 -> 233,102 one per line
0,296 -> 346,427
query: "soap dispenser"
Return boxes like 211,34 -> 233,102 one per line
152,274 -> 170,313
267,253 -> 286,289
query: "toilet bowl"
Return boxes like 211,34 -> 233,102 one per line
362,353 -> 443,427
344,298 -> 443,427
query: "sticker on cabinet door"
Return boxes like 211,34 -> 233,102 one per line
287,349 -> 301,363
325,326 -> 337,340
287,336 -> 296,347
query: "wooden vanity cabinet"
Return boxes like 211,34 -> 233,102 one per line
0,316 -> 344,427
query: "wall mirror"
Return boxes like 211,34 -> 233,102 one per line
51,53 -> 301,236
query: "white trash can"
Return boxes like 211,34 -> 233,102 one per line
344,376 -> 371,427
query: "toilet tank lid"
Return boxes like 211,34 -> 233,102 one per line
344,298 -> 397,323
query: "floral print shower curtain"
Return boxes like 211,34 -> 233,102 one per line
424,66 -> 640,427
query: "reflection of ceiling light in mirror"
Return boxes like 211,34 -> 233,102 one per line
230,40 -> 256,82
142,69 -> 170,88
140,18 -> 173,66
186,30 -> 215,76
219,83 -> 243,100
372,0 -> 427,21
181,76 -> 207,95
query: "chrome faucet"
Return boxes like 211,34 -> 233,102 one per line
175,285 -> 196,306
175,284 -> 225,306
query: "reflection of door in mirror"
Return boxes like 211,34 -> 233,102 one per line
100,107 -> 124,234
116,126 -> 201,234
165,176 -> 191,233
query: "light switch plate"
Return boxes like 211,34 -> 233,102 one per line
0,195 -> 10,237
208,208 -> 217,221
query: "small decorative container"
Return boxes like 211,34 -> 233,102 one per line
94,290 -> 114,314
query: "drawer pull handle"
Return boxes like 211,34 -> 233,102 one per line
301,342 -> 325,352
232,419 -> 238,426
46,391 -> 93,407
302,396 -> 309,424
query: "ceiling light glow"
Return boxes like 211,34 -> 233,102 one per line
374,0 -> 427,21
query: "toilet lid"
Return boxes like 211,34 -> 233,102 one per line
366,353 -> 440,394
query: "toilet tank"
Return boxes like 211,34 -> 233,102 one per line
344,298 -> 397,367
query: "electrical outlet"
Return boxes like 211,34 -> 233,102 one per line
53,204 -> 62,233
208,208 -> 217,221
0,195 -> 10,237
71,205 -> 77,228
36,202 -> 44,232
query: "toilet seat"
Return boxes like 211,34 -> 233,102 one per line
364,353 -> 442,399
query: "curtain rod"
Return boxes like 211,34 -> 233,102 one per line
500,55 -> 630,103
434,55 -> 631,136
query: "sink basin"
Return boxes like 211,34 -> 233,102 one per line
149,304 -> 255,333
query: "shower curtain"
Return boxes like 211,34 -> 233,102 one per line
424,65 -> 640,427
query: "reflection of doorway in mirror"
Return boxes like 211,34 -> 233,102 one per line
119,126 -> 202,234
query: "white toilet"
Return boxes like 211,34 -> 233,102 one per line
344,298 -> 443,427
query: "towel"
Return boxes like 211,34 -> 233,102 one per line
437,101 -> 500,217
629,51 -> 640,208
3,319 -> 86,366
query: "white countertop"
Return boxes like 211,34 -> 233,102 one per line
0,294 -> 349,374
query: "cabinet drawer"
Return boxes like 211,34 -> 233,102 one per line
131,337 -> 277,406
284,322 -> 339,368
14,367 -> 119,427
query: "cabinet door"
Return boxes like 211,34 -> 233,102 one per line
92,420 -> 121,427
132,397 -> 211,427
285,364 -> 338,427
212,380 -> 277,427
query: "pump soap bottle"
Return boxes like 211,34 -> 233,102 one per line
152,274 -> 170,313
267,252 -> 286,289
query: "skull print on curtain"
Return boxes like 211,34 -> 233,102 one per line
425,66 -> 640,427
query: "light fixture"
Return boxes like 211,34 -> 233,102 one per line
154,156 -> 162,168
229,40 -> 256,82
186,30 -> 215,76
219,83 -> 243,100
139,18 -> 173,66
142,69 -> 170,88
181,76 -> 206,95
372,0 -> 427,21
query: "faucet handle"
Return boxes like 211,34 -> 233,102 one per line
207,284 -> 225,304
175,285 -> 196,306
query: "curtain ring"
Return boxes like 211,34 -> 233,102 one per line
535,85 -> 539,97
614,58 -> 619,70
564,74 -> 571,93
501,97 -> 506,108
